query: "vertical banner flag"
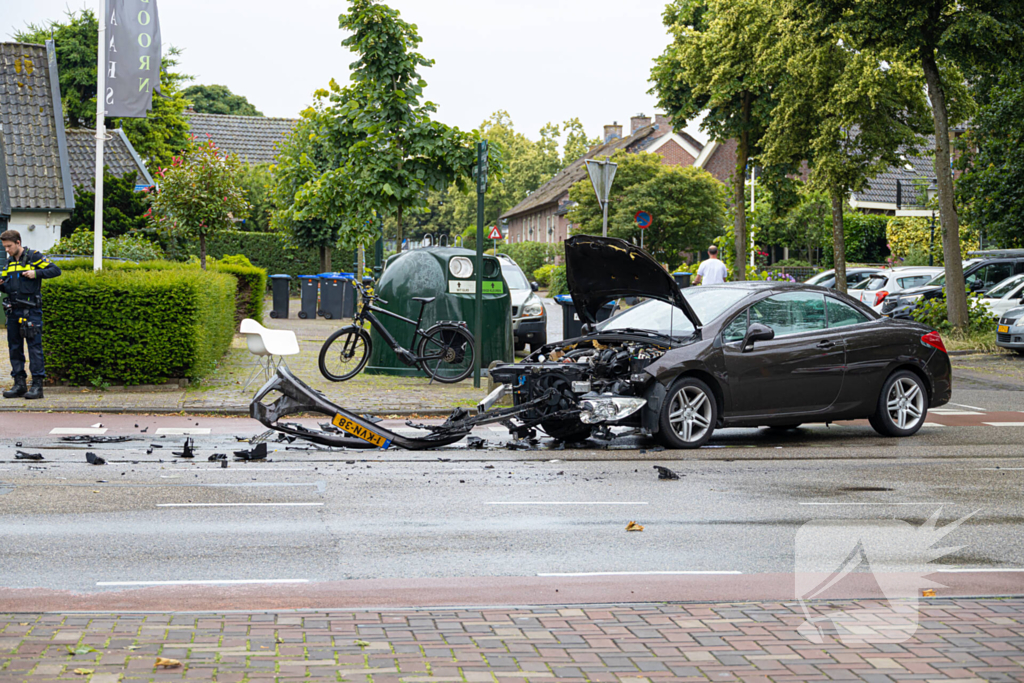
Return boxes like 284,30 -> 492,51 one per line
105,0 -> 161,118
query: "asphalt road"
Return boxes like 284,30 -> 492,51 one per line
1,377 -> 1022,609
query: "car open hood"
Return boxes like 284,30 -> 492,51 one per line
564,235 -> 701,329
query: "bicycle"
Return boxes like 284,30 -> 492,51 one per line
318,280 -> 476,384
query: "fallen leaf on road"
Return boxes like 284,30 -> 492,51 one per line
922,589 -> 936,597
155,657 -> 181,668
625,521 -> 644,532
73,668 -> 94,675
67,645 -> 97,655
355,640 -> 370,648
126,645 -> 141,650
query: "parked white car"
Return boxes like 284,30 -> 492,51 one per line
980,273 -> 1024,317
848,267 -> 944,312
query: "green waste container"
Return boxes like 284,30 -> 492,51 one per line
364,247 -> 513,378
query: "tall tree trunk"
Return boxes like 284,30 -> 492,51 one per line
733,128 -> 750,281
200,234 -> 207,270
830,186 -> 847,294
921,49 -> 968,330
319,245 -> 332,273
357,245 -> 365,281
396,206 -> 403,248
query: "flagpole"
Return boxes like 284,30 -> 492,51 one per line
93,0 -> 107,271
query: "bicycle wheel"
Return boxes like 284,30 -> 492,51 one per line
319,326 -> 372,382
417,324 -> 476,383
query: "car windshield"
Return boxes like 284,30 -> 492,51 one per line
926,272 -> 945,287
986,274 -> 1024,299
804,271 -> 832,286
597,287 -> 751,337
500,264 -> 531,290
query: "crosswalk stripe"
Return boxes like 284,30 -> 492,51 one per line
49,427 -> 108,435
155,428 -> 212,435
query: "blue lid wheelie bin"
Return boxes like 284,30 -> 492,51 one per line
555,294 -> 615,339
317,273 -> 346,320
268,274 -> 292,319
298,275 -> 319,319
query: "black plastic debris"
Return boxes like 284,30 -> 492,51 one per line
221,459 -> 228,468
15,450 -> 43,460
61,435 -> 135,444
654,465 -> 681,480
149,444 -> 163,448
465,436 -> 486,449
234,442 -> 268,461
207,453 -> 227,461
173,438 -> 196,458
140,427 -> 148,433
86,452 -> 106,465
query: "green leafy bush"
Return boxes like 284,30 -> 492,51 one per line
497,242 -> 559,277
43,268 -> 236,385
548,265 -> 569,296
533,264 -> 556,288
51,229 -> 164,260
912,292 -> 996,334
176,230 -> 353,284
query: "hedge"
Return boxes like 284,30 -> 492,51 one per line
58,257 -> 267,326
496,242 -> 559,277
43,268 -> 236,385
885,216 -> 980,266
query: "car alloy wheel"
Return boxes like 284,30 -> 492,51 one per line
869,370 -> 928,437
657,377 -> 717,449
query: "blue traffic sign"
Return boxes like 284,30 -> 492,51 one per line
634,210 -> 652,229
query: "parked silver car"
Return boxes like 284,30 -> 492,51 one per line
997,305 -> 1024,355
497,255 -> 547,351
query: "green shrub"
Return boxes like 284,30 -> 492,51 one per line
497,242 -> 559,276
51,229 -> 164,260
533,264 -> 556,287
176,230 -> 354,283
912,292 -> 996,334
549,265 -> 569,296
43,268 -> 236,385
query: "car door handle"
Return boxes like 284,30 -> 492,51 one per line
816,340 -> 836,349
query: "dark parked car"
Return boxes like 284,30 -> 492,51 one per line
881,253 -> 1024,318
490,236 -> 952,448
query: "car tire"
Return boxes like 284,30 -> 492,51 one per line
656,376 -> 717,449
514,340 -> 525,352
540,416 -> 591,443
1015,349 -> 1024,357
869,370 -> 928,437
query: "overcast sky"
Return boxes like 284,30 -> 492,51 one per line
7,0 -> 707,147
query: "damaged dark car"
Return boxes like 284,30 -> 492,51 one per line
250,236 -> 951,451
487,235 -> 952,448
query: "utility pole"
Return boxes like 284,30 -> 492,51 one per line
473,141 -> 488,389
92,0 -> 107,271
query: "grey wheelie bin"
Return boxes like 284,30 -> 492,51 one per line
298,275 -> 319,319
269,274 -> 292,318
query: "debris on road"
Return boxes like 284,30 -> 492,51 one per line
86,452 -> 106,465
61,435 -> 136,444
625,521 -> 645,532
234,443 -> 268,461
72,668 -> 94,675
14,450 -> 43,460
208,453 -> 227,461
654,465 -> 680,480
155,657 -> 182,668
173,438 -> 196,458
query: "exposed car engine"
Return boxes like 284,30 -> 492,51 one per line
489,338 -> 670,441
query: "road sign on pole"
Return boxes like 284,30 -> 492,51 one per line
634,210 -> 652,250
585,159 -> 617,237
487,226 -> 503,240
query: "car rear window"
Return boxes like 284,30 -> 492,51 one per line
865,277 -> 888,291
897,275 -> 933,289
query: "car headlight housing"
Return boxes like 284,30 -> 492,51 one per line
522,296 -> 544,318
579,396 -> 647,424
449,257 -> 474,279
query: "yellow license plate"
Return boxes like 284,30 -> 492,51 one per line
999,325 -> 1009,333
332,413 -> 391,449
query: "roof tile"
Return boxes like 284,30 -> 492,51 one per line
184,111 -> 298,165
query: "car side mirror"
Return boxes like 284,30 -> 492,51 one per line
970,282 -> 984,292
743,323 -> 774,352
531,281 -> 539,292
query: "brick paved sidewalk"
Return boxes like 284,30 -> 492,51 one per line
2,600 -> 1022,683
0,298 -> 489,415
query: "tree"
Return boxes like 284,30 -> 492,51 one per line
148,138 -> 249,268
294,0 -> 483,250
183,84 -> 263,116
758,5 -> 931,292
804,0 -> 1023,325
60,169 -> 150,239
651,0 -> 779,279
238,164 -> 275,232
15,11 -> 191,170
561,118 -> 600,164
957,70 -> 1024,248
568,152 -> 726,270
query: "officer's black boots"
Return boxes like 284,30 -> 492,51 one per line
24,379 -> 44,400
3,378 -> 27,399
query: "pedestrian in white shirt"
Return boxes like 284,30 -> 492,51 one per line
694,245 -> 728,285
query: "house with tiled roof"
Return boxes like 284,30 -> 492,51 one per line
501,114 -> 719,245
64,127 -> 154,190
0,41 -> 75,252
184,110 -> 298,165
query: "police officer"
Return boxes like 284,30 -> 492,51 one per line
1,230 -> 61,399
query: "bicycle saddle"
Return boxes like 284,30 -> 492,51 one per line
412,296 -> 436,304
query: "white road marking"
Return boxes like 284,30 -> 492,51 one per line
538,570 -> 741,577
155,428 -> 212,435
486,502 -> 649,506
949,402 -> 988,411
976,467 -> 1024,470
983,422 -> 1024,427
928,410 -> 982,416
201,468 -> 305,472
156,503 -> 324,507
96,578 -> 309,586
49,427 -> 108,435
799,502 -> 951,506
921,422 -> 946,427
933,568 -> 1024,573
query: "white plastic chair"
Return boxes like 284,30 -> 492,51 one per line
240,318 -> 300,389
